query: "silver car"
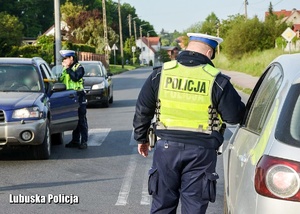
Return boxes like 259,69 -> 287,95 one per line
223,53 -> 300,214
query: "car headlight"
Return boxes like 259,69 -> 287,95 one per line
12,107 -> 41,119
92,81 -> 105,90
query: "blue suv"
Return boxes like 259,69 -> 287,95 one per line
0,57 -> 79,159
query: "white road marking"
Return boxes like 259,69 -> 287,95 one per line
88,128 -> 111,146
227,127 -> 237,134
65,128 -> 110,146
129,128 -> 136,146
115,147 -> 138,206
140,156 -> 152,205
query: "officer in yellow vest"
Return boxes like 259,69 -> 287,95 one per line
133,33 -> 246,213
59,50 -> 88,149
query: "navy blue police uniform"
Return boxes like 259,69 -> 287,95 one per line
59,50 -> 88,149
133,33 -> 246,213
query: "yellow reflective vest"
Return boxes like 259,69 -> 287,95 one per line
60,63 -> 84,91
156,60 -> 223,134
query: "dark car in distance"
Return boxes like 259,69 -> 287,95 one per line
0,57 -> 79,159
79,61 -> 113,107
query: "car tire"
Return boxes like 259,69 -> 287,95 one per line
102,99 -> 109,108
109,95 -> 113,104
51,132 -> 64,145
32,120 -> 51,160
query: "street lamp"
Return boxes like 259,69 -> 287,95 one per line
147,30 -> 155,65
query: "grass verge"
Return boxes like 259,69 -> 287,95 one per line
214,48 -> 299,77
232,83 -> 253,95
109,64 -> 140,75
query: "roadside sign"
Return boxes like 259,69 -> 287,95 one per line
104,44 -> 111,51
111,44 -> 118,50
281,27 -> 296,42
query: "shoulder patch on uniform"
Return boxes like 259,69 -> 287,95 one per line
163,60 -> 178,70
203,64 -> 220,77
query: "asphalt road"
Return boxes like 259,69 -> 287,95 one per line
0,67 -> 249,214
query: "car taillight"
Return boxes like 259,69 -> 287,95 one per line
255,155 -> 300,201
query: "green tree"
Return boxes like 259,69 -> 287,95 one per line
61,0 -> 87,21
36,35 -> 55,64
61,1 -> 87,43
0,0 -> 54,37
264,4 -> 288,50
223,16 -> 265,59
73,17 -> 119,54
158,49 -> 171,63
200,12 -> 220,36
0,12 -> 23,56
220,14 -> 245,39
124,36 -> 139,63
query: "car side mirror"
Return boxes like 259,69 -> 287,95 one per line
107,72 -> 113,77
52,83 -> 66,92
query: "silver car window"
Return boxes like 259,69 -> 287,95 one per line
245,65 -> 283,134
276,83 -> 300,146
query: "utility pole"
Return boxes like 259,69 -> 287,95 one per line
118,0 -> 124,68
102,0 -> 109,66
139,24 -> 146,65
128,14 -> 132,37
216,22 -> 220,55
244,0 -> 248,19
54,0 -> 61,66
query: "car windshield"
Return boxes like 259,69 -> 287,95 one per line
275,83 -> 300,147
82,64 -> 104,77
0,65 -> 42,92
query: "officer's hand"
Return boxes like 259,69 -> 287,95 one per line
138,143 -> 150,157
66,68 -> 71,74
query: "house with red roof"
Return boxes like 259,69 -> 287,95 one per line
136,36 -> 161,66
265,8 -> 300,37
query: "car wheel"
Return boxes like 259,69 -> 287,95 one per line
102,99 -> 109,108
32,120 -> 51,160
109,95 -> 113,104
51,132 -> 64,145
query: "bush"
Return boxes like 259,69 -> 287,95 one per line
62,42 -> 95,53
223,17 -> 265,60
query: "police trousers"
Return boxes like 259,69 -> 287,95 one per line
72,91 -> 88,143
148,140 -> 218,214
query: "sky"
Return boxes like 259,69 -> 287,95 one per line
122,0 -> 300,33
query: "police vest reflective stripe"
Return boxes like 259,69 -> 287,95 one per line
63,63 -> 84,91
156,60 -> 223,134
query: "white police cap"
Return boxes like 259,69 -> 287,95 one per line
59,50 -> 76,58
187,33 -> 223,49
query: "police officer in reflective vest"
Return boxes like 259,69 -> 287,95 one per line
133,33 -> 246,214
59,50 -> 88,149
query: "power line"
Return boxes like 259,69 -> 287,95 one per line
272,0 -> 284,6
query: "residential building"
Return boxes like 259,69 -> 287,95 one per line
265,8 -> 300,37
136,36 -> 161,66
